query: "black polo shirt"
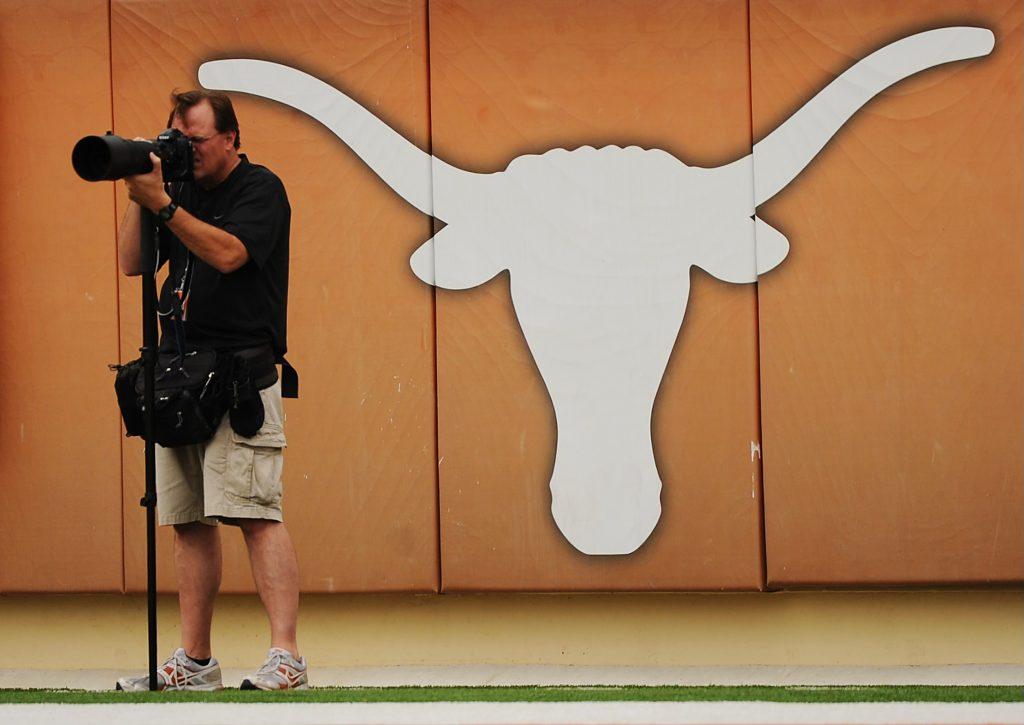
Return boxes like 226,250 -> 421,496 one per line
158,155 -> 290,360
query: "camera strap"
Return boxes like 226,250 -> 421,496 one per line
153,180 -> 197,368
156,238 -> 194,367
170,252 -> 193,364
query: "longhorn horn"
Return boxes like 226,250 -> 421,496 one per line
750,27 -> 994,206
198,59 -> 480,222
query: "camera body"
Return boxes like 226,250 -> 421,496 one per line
152,129 -> 194,182
72,128 -> 193,183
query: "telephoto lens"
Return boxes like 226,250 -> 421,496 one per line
72,129 -> 193,182
72,133 -> 157,181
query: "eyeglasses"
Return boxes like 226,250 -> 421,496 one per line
187,132 -> 223,145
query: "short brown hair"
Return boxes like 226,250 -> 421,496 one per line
166,89 -> 241,149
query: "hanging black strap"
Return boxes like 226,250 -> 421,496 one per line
279,357 -> 298,399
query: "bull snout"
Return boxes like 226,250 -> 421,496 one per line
512,272 -> 692,554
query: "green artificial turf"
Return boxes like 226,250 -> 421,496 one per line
0,685 -> 1021,704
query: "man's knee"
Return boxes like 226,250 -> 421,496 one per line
237,518 -> 281,538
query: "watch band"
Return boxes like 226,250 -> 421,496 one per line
157,201 -> 178,222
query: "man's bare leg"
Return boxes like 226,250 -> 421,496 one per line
239,519 -> 300,657
173,522 -> 222,659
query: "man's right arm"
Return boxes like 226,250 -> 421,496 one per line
118,199 -> 143,276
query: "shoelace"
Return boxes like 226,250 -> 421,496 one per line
256,652 -> 284,678
155,652 -> 189,688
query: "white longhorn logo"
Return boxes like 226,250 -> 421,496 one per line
200,26 -> 993,555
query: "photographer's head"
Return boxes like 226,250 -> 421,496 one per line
167,89 -> 240,189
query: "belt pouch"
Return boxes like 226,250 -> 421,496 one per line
228,353 -> 266,438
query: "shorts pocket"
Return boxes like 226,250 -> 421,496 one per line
225,423 -> 286,507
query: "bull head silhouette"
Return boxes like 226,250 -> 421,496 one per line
200,26 -> 993,555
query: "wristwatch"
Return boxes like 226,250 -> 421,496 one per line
157,201 -> 178,222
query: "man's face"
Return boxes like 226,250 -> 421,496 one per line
171,100 -> 236,186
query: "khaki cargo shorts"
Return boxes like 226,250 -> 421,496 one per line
156,379 -> 286,526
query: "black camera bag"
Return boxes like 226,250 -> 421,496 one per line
112,350 -> 230,448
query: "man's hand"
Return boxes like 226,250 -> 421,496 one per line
121,142 -> 249,273
124,152 -> 172,213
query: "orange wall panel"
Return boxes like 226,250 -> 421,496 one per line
7,0 -> 1018,594
752,0 -> 1024,585
430,0 -> 765,591
0,0 -> 123,592
111,0 -> 439,593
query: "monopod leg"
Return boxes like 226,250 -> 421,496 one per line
139,208 -> 159,691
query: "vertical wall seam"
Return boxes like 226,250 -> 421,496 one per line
107,0 -> 126,596
745,0 -> 771,593
424,0 -> 443,595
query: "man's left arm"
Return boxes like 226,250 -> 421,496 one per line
124,153 -> 249,274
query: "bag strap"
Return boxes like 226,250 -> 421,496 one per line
280,357 -> 299,399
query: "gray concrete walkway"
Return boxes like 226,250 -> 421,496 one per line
1,701 -> 1023,725
2,664 -> 1022,690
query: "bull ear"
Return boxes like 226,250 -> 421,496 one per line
693,216 -> 790,283
753,217 -> 789,275
409,225 -> 506,290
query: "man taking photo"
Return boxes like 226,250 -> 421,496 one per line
115,89 -> 305,691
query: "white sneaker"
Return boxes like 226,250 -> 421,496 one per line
240,647 -> 308,690
116,648 -> 223,691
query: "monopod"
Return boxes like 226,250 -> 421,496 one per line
73,130 -> 191,691
139,208 -> 160,691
